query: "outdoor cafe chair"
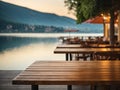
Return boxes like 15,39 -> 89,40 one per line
93,52 -> 120,60
75,53 -> 90,61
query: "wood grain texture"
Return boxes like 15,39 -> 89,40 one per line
56,44 -> 112,48
12,61 -> 120,85
54,48 -> 120,54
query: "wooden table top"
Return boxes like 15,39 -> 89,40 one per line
56,44 -> 118,48
57,44 -> 81,48
54,47 -> 120,54
12,61 -> 120,85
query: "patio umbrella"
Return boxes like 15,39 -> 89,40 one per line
85,15 -> 118,24
85,16 -> 106,24
85,15 -> 118,41
85,16 -> 108,40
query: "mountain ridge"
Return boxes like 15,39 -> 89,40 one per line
0,1 -> 77,28
0,1 -> 103,33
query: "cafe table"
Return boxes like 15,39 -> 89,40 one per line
54,47 -> 120,61
12,61 -> 120,90
56,44 -> 117,48
57,44 -> 81,48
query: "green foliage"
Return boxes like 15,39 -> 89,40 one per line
77,0 -> 97,23
65,0 -> 120,23
65,0 -> 97,23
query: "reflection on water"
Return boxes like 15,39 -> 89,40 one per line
0,36 -> 58,51
0,33 -> 103,70
0,43 -> 64,70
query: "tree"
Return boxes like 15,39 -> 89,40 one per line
95,0 -> 120,45
64,0 -> 96,23
65,0 -> 120,45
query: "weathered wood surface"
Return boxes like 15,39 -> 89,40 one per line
12,61 -> 120,85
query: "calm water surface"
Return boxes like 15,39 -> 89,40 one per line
0,33 -> 103,70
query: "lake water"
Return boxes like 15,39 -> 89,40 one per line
0,33 -> 103,70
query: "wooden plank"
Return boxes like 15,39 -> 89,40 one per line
54,48 -> 120,54
12,61 -> 120,85
56,44 -> 120,48
57,44 -> 81,48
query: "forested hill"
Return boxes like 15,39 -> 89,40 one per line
0,1 -> 76,27
0,1 -> 103,33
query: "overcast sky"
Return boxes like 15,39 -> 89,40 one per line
2,0 -> 76,19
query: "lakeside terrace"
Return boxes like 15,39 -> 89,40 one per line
11,36 -> 120,90
0,34 -> 119,90
56,36 -> 120,61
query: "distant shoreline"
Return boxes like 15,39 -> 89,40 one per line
0,33 -> 103,38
